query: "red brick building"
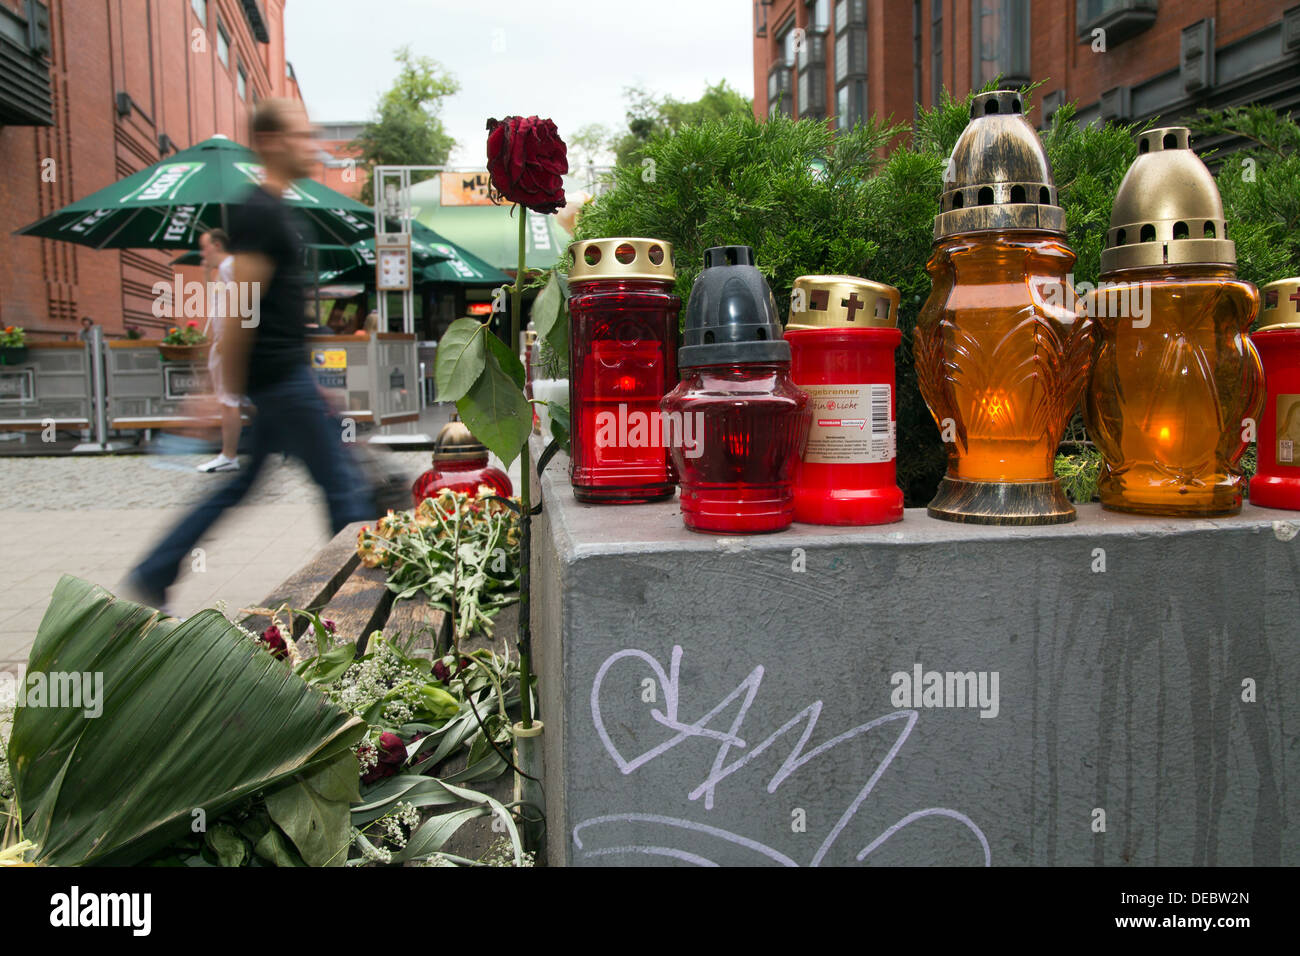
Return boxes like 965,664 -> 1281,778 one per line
314,121 -> 366,201
753,1 -> 1300,135
0,0 -> 308,341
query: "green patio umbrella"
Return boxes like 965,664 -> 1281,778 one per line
407,177 -> 570,271
15,135 -> 376,249
319,221 -> 510,286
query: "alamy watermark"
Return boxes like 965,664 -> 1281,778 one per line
0,670 -> 104,718
594,403 -> 705,459
890,663 -> 999,718
151,274 -> 260,328
1042,275 -> 1152,326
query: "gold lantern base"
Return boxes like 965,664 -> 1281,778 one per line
927,476 -> 1077,525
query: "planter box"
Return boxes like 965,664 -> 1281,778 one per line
529,435 -> 1300,866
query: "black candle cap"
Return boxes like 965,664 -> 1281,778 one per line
678,245 -> 789,369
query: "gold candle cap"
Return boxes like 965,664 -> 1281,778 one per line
1256,277 -> 1300,332
567,237 -> 676,283
933,90 -> 1065,241
432,418 -> 487,463
1100,127 -> 1236,276
786,275 -> 900,330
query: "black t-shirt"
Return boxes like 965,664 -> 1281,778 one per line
227,186 -> 314,392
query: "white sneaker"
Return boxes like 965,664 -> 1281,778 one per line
197,454 -> 239,473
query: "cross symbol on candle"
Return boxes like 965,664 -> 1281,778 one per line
842,292 -> 866,322
1290,288 -> 1300,312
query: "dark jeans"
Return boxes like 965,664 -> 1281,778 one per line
134,364 -> 375,596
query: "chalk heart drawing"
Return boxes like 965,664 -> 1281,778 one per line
582,644 -> 991,867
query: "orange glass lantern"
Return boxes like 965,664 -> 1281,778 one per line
1248,278 -> 1300,511
1085,127 -> 1264,517
914,90 -> 1091,524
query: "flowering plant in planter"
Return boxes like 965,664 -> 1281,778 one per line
160,320 -> 207,347
0,326 -> 26,348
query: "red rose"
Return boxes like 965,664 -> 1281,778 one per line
260,624 -> 288,660
362,732 -> 408,783
486,116 -> 568,214
432,658 -> 451,682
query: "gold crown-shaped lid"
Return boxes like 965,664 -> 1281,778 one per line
786,275 -> 900,330
1256,277 -> 1300,332
934,90 -> 1065,241
567,237 -> 676,283
1100,127 -> 1236,276
432,416 -> 487,463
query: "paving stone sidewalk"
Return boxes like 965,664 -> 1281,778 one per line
0,450 -> 436,678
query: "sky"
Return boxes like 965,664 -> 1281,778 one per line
284,0 -> 755,165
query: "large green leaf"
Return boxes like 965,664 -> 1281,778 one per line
456,338 -> 533,467
8,576 -> 366,866
434,318 -> 488,403
264,750 -> 359,867
532,269 -> 566,351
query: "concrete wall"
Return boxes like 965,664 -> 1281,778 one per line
531,437 -> 1300,866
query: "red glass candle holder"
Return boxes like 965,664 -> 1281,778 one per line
786,275 -> 904,525
662,246 -> 810,534
411,418 -> 512,506
567,237 -> 679,504
1250,278 -> 1300,511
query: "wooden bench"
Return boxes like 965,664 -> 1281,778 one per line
240,519 -> 524,864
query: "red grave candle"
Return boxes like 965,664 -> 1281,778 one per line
411,418 -> 512,506
661,246 -> 810,534
785,275 -> 904,525
1249,277 -> 1300,511
567,238 -> 679,504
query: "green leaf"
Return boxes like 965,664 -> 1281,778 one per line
9,576 -> 366,866
392,806 -> 490,862
434,318 -> 488,402
533,269 -> 565,344
253,826 -> 307,867
484,328 -> 526,390
456,343 -> 532,467
265,750 -> 360,868
204,823 -> 249,867
296,642 -> 356,686
548,403 -> 570,454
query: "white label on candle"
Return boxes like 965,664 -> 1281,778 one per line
801,383 -> 894,464
1278,395 -> 1300,467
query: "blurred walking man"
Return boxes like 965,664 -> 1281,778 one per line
127,99 -> 375,612
197,227 -> 241,473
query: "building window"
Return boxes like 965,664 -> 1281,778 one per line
833,0 -> 867,128
836,78 -> 867,129
216,21 -> 230,68
808,0 -> 830,32
932,0 -> 944,105
237,62 -> 247,100
1076,0 -> 1158,44
190,0 -> 206,28
777,16 -> 798,66
768,63 -> 794,117
913,1 -> 922,119
971,0 -> 1030,88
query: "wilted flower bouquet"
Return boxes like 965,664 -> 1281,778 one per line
357,488 -> 522,639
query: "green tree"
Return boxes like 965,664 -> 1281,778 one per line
568,122 -> 615,169
1191,104 -> 1300,290
612,80 -> 753,165
349,46 -> 459,204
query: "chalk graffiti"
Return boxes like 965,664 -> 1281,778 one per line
579,644 -> 990,866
